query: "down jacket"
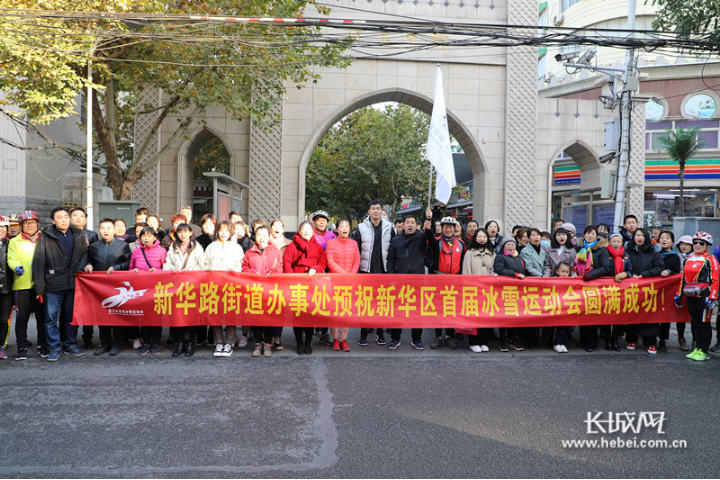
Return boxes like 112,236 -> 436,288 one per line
284,234 -> 327,274
129,240 -> 167,271
242,244 -> 283,275
86,237 -> 131,272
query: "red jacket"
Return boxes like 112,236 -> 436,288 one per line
326,236 -> 360,274
241,244 -> 283,275
283,233 -> 327,273
678,251 -> 719,300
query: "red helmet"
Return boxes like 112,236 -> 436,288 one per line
7,214 -> 20,224
0,215 -> 8,227
18,211 -> 40,224
693,231 -> 713,246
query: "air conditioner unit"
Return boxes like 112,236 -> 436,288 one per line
552,14 -> 564,26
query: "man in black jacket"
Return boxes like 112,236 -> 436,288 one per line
84,218 -> 131,356
70,207 -> 98,348
386,216 -> 431,350
32,207 -> 89,361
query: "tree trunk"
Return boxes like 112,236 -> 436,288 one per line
679,162 -> 685,217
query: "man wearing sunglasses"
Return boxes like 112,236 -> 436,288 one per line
675,232 -> 719,361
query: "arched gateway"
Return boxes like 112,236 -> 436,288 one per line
134,0 -> 644,232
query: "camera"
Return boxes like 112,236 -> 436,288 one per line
555,51 -> 580,62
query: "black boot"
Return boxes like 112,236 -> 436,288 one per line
304,336 -> 313,355
172,342 -> 187,357
184,342 -> 195,357
295,334 -> 304,355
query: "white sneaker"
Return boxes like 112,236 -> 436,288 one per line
469,345 -> 482,353
132,338 -> 142,349
252,344 -> 262,357
553,344 -> 564,353
222,343 -> 233,357
480,345 -> 489,352
561,345 -> 568,353
213,344 -> 224,357
238,335 -> 248,348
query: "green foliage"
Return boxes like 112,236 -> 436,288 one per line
194,136 -> 231,179
657,126 -> 705,173
0,0 -> 352,199
651,0 -> 720,52
306,104 -> 431,219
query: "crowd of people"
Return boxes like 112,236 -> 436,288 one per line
0,202 -> 718,362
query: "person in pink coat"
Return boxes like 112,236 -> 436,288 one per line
325,219 -> 359,352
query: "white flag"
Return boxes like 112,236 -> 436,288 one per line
426,65 -> 456,204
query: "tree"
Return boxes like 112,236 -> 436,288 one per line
194,137 -> 231,180
0,1 -> 351,199
652,0 -> 720,52
306,104 -> 432,220
657,126 -> 706,216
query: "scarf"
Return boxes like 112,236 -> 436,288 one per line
21,232 -> 41,244
606,244 -> 625,274
574,239 -> 597,276
503,249 -> 518,258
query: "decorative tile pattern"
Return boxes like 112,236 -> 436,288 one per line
504,0 -> 537,230
627,102 -> 646,217
249,101 -> 283,222
133,84 -> 161,212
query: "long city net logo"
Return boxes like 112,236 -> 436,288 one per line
561,412 -> 687,449
101,281 -> 148,316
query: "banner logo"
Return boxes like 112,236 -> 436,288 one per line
101,282 -> 149,308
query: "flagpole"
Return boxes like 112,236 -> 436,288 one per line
428,164 -> 433,208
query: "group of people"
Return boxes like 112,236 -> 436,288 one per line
0,202 -> 718,362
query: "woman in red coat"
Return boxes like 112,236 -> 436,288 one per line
325,219 -> 359,352
284,221 -> 327,355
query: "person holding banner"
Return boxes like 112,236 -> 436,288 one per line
0,216 -> 12,359
657,230 -> 682,352
325,219 -> 360,352
574,226 -> 612,353
386,216 -> 428,350
675,232 -> 719,361
242,226 -> 283,357
285,221 -> 327,355
83,218 -> 131,356
462,228 -> 496,352
493,237 -> 525,352
204,221 -> 244,358
354,200 -> 395,347
425,213 -> 465,349
605,233 -> 633,352
520,228 -> 547,347
164,224 -> 205,357
130,226 -> 167,355
625,228 -> 665,354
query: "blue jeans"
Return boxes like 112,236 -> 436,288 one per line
44,290 -> 77,351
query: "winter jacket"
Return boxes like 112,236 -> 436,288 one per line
387,230 -> 426,274
270,235 -> 292,255
0,237 -> 9,294
7,233 -> 41,291
354,217 -> 394,273
626,232 -> 664,278
494,252 -> 525,278
204,240 -> 244,272
32,225 -> 89,294
283,234 -> 327,274
163,241 -> 205,271
425,229 -> 465,275
86,237 -> 131,272
660,249 -> 682,275
520,244 -> 547,277
242,244 -> 283,275
196,233 -> 213,250
313,229 -> 336,251
129,241 -> 167,271
462,248 -> 496,276
543,246 -> 576,277
326,236 -> 360,274
237,236 -> 253,253
574,237 -> 613,279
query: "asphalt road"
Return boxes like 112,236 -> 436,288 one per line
1,325 -> 718,478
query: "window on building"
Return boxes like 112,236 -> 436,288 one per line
562,0 -> 582,12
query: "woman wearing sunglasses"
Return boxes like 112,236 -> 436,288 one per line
674,232 -> 719,361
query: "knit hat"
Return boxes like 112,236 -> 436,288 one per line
560,222 -> 576,235
609,233 -> 623,240
500,237 -> 517,250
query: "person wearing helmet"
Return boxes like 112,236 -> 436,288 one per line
712,241 -> 720,353
0,215 -> 12,359
424,208 -> 466,349
7,211 -> 48,360
32,207 -> 89,361
7,214 -> 20,239
310,210 -> 335,345
676,232 -> 719,361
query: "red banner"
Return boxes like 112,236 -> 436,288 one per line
72,271 -> 691,328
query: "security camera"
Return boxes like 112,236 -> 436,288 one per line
577,48 -> 597,65
599,152 -> 616,164
555,51 -> 580,62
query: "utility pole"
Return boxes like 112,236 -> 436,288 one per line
611,0 -> 637,234
86,59 -> 93,231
